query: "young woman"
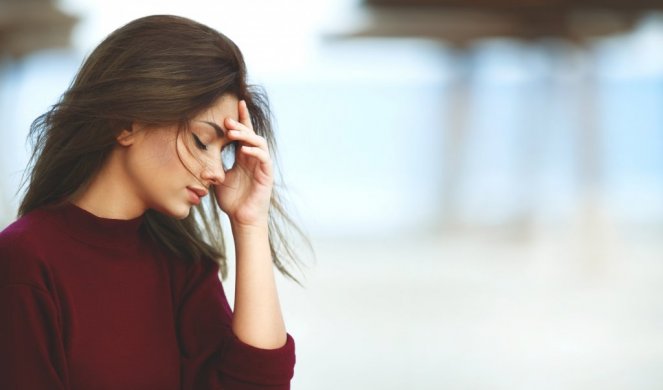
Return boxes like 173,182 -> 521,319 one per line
0,15 -> 303,389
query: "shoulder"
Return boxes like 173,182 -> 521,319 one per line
0,210 -> 60,289
0,208 -> 59,254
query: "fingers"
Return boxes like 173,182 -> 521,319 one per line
236,144 -> 273,181
227,129 -> 268,151
239,145 -> 272,166
225,100 -> 252,131
225,100 -> 268,151
238,99 -> 251,127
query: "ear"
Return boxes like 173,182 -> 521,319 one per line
116,125 -> 136,146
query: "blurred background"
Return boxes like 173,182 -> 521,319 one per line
2,0 -> 663,388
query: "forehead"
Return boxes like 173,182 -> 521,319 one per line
196,94 -> 239,123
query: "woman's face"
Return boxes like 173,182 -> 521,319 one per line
121,94 -> 239,219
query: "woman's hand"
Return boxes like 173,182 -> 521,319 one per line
213,100 -> 273,229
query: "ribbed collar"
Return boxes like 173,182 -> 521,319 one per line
55,202 -> 145,248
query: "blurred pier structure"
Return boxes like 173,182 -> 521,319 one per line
0,0 -> 76,58
329,0 -> 663,239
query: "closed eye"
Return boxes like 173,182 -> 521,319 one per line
192,133 -> 207,151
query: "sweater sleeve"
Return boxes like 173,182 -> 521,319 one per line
176,258 -> 295,390
0,237 -> 70,390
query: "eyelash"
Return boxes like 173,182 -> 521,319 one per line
192,134 -> 207,151
192,133 -> 236,170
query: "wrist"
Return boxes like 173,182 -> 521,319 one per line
230,218 -> 269,235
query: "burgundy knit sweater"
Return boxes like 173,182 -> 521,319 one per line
0,203 -> 295,389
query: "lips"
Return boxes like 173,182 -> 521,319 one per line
188,187 -> 208,198
186,187 -> 208,205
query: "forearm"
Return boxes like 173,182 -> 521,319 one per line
230,222 -> 287,349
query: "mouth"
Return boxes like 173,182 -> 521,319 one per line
186,187 -> 208,205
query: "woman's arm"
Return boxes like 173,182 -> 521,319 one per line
176,255 -> 295,389
231,223 -> 287,349
0,235 -> 69,389
215,98 -> 288,349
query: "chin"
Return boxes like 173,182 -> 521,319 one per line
173,209 -> 192,220
153,203 -> 192,220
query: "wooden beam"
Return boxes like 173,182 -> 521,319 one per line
334,7 -> 641,43
364,0 -> 663,11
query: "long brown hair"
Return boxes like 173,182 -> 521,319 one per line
19,15 -> 306,281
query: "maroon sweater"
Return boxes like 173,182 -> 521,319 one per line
0,203 -> 295,389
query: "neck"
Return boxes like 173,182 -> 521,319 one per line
72,148 -> 146,220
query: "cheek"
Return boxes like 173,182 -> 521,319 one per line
174,134 -> 203,175
146,135 -> 180,170
130,134 -> 185,186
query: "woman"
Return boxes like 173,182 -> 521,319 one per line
0,15 -> 303,389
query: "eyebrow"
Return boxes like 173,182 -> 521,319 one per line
200,121 -> 225,138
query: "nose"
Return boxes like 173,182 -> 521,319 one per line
200,161 -> 224,186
